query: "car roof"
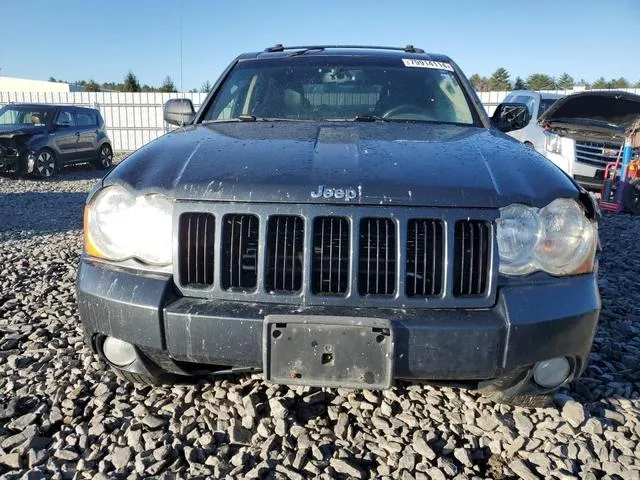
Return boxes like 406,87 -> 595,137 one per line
6,103 -> 98,111
236,45 -> 453,63
507,90 -> 563,100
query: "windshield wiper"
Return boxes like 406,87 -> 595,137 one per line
353,114 -> 389,122
201,116 -> 304,124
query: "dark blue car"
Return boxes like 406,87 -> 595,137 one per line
0,103 -> 113,177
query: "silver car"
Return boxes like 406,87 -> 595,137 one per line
500,90 -> 562,152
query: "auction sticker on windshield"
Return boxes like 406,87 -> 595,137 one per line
402,59 -> 454,71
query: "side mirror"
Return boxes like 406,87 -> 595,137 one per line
491,103 -> 531,133
163,99 -> 195,126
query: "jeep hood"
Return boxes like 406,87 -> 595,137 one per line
538,90 -> 640,141
104,122 -> 578,208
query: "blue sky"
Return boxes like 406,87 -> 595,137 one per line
1,0 -> 639,91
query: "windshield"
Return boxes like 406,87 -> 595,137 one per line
537,98 -> 559,119
202,56 -> 478,125
0,106 -> 54,126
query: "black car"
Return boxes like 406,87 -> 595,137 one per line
0,103 -> 113,177
77,45 -> 600,404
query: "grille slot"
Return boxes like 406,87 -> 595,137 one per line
178,213 -> 215,287
454,220 -> 490,297
266,216 -> 304,293
406,219 -> 444,297
359,218 -> 396,296
312,217 -> 350,295
221,214 -> 259,291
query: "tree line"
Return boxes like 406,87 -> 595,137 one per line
52,68 -> 639,93
49,71 -> 213,93
470,68 -> 639,92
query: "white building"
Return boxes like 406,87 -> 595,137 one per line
0,76 -> 84,93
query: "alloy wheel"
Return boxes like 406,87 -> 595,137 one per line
36,151 -> 55,178
100,145 -> 113,168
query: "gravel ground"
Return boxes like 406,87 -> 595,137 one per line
0,162 -> 639,479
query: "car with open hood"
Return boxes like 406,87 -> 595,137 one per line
538,90 -> 640,189
76,45 -> 600,405
0,103 -> 113,177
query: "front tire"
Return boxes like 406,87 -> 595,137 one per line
93,144 -> 113,170
33,150 -> 56,178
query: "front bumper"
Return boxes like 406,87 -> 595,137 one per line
0,149 -> 27,173
76,258 -> 600,384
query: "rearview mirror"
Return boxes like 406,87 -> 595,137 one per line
164,99 -> 195,126
491,103 -> 531,133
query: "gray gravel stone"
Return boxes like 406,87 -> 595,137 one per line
330,458 -> 365,479
7,413 -> 37,431
510,459 -> 539,480
562,401 -> 586,428
110,446 -> 132,471
142,414 -> 165,429
412,432 -> 437,461
0,452 -> 21,469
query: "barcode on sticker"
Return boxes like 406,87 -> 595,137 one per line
402,59 -> 454,71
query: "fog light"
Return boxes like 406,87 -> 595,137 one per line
533,357 -> 571,389
102,336 -> 137,367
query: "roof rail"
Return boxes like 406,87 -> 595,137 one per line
264,44 -> 425,54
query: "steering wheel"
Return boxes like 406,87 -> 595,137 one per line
381,104 -> 435,120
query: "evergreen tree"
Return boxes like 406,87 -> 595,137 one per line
160,76 -> 177,93
488,68 -> 511,91
556,73 -> 574,90
122,71 -> 141,92
513,76 -> 526,90
610,77 -> 629,88
85,80 -> 100,92
592,77 -> 609,89
526,73 -> 556,90
469,74 -> 489,92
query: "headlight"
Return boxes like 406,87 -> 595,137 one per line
544,133 -> 562,154
84,185 -> 173,265
497,199 -> 597,276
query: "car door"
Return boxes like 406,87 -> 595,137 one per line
74,109 -> 99,160
51,108 -> 79,163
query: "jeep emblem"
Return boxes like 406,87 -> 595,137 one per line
310,185 -> 358,201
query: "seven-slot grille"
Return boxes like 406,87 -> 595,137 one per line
177,208 -> 494,306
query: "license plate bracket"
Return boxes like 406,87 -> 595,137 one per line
263,315 -> 394,389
